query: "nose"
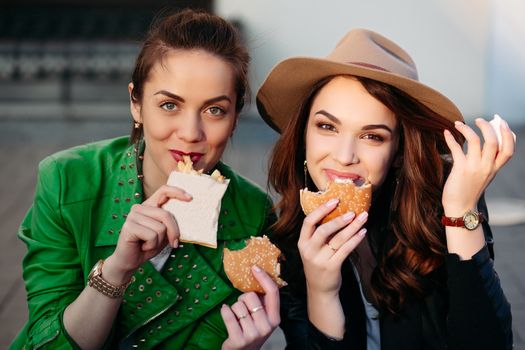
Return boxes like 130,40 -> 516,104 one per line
176,114 -> 204,143
333,136 -> 359,165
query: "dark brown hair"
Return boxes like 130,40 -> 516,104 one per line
268,75 -> 465,315
129,8 -> 250,143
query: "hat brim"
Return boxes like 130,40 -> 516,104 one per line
256,57 -> 463,133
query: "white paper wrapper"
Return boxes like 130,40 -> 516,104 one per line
489,114 -> 517,150
162,171 -> 229,248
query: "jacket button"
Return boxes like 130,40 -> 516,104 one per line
155,290 -> 161,297
146,278 -> 152,284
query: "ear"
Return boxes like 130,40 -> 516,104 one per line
128,82 -> 142,123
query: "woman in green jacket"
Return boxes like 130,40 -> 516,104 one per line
11,9 -> 280,350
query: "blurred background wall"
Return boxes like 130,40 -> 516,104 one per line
1,0 -> 524,124
216,0 -> 525,124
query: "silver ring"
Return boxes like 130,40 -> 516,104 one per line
327,243 -> 337,252
250,305 -> 264,314
237,313 -> 248,320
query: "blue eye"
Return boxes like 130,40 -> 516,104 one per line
161,102 -> 177,111
207,106 -> 225,116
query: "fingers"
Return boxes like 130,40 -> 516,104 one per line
454,121 -> 481,160
327,211 -> 368,250
495,119 -> 515,169
250,266 -> 280,326
331,228 -> 367,265
143,184 -> 192,208
443,129 -> 465,162
474,118 -> 499,166
221,305 -> 244,341
120,218 -> 162,252
128,204 -> 180,248
299,199 -> 339,242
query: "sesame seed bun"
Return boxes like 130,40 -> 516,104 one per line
223,235 -> 287,293
300,180 -> 372,224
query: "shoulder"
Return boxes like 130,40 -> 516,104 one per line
39,136 -> 130,171
37,136 -> 131,203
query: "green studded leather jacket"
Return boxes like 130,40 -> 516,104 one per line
11,136 -> 276,350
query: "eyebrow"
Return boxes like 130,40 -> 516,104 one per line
153,90 -> 232,105
315,109 -> 394,133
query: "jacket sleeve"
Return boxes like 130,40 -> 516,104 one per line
445,195 -> 513,350
14,157 -> 84,349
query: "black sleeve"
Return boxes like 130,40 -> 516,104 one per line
279,285 -> 348,350
445,195 -> 513,350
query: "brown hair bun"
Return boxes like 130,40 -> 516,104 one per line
300,180 -> 372,224
223,235 -> 287,293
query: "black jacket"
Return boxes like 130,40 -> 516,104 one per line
279,201 -> 513,350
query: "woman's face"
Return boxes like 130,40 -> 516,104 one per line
130,49 -> 237,187
305,76 -> 399,192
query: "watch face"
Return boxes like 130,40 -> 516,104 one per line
463,212 -> 480,230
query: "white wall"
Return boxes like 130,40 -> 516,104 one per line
488,0 -> 525,125
216,0 -> 525,125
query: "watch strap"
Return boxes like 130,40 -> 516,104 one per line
441,211 -> 485,228
88,260 -> 133,298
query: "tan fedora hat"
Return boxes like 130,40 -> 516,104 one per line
256,28 -> 463,133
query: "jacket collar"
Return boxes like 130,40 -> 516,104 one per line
95,144 -> 256,247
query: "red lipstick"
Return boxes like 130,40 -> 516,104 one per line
170,150 -> 204,164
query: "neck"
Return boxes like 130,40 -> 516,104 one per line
141,152 -> 167,200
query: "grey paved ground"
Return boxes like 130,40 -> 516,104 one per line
0,118 -> 523,349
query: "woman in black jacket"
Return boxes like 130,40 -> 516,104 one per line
256,28 -> 514,349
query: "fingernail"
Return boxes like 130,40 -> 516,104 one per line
358,228 -> 367,236
504,120 -> 510,130
444,129 -> 451,136
454,121 -> 464,126
252,265 -> 262,272
184,192 -> 193,200
342,211 -> 355,222
357,211 -> 368,222
325,199 -> 339,207
172,239 -> 179,248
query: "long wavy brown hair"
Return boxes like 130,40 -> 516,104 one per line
268,75 -> 465,315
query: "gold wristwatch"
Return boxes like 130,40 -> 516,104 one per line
87,259 -> 132,298
441,209 -> 485,231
